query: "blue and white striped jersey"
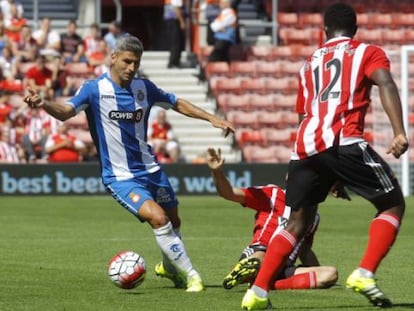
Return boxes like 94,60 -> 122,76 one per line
67,73 -> 177,185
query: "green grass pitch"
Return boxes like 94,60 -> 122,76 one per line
0,195 -> 413,311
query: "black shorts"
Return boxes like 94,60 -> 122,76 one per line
285,142 -> 404,212
275,263 -> 297,280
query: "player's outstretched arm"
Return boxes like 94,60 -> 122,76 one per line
371,68 -> 409,158
206,147 -> 245,204
173,98 -> 235,137
24,87 -> 76,121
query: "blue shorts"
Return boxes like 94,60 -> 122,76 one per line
106,169 -> 179,220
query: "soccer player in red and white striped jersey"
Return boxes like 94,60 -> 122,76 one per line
206,148 -> 338,291
242,3 -> 408,310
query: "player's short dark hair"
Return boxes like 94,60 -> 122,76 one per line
324,3 -> 356,33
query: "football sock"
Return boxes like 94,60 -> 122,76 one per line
273,271 -> 317,290
252,230 -> 297,293
359,213 -> 400,274
153,222 -> 196,277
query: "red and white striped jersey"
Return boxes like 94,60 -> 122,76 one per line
293,36 -> 390,160
0,141 -> 20,163
242,185 -> 319,262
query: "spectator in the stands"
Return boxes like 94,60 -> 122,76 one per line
12,24 -> 37,64
21,106 -> 57,162
45,122 -> 86,163
50,55 -> 76,97
164,0 -> 186,69
0,124 -> 21,163
0,0 -> 24,22
0,91 -> 12,125
32,17 -> 61,56
4,3 -> 27,44
0,45 -> 18,80
83,22 -> 107,67
25,53 -> 55,99
0,22 -> 13,56
103,20 -> 127,52
60,19 -> 86,64
148,109 -> 181,163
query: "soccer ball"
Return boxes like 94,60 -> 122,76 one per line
108,251 -> 146,289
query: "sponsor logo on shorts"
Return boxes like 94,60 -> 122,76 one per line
156,187 -> 172,203
129,192 -> 140,203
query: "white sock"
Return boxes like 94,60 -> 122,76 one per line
358,267 -> 374,278
251,285 -> 268,298
153,222 -> 197,277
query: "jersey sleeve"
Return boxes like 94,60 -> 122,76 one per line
144,79 -> 177,110
67,80 -> 94,113
363,45 -> 390,79
243,186 -> 274,212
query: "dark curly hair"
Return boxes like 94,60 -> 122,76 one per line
324,3 -> 357,36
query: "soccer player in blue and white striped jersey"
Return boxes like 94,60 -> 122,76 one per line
24,35 -> 235,292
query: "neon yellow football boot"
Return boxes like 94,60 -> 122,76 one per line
154,262 -> 186,289
241,289 -> 272,310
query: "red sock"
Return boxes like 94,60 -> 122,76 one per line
359,213 -> 400,274
253,230 -> 296,291
273,271 -> 317,290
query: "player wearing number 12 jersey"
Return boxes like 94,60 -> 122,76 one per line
242,3 -> 409,310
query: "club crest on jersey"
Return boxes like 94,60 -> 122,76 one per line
109,109 -> 144,122
136,90 -> 145,101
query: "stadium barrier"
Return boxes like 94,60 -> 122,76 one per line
0,163 -> 289,196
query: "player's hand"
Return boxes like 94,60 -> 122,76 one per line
23,87 -> 43,109
386,134 -> 409,159
211,118 -> 235,138
331,182 -> 351,201
206,147 -> 224,170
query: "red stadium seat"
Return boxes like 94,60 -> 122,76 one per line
242,145 -> 280,163
236,129 -> 266,147
209,77 -> 241,96
217,94 -> 251,113
246,45 -> 272,61
264,77 -> 297,94
240,78 -> 266,94
65,62 -> 92,77
249,94 -> 275,111
356,13 -> 370,28
255,61 -> 285,77
257,111 -> 284,128
277,12 -> 299,27
229,61 -> 257,77
382,29 -> 407,45
369,13 -> 392,28
391,13 -> 414,28
355,29 -> 383,45
205,62 -> 230,79
299,13 -> 323,28
226,110 -> 259,129
262,128 -> 293,146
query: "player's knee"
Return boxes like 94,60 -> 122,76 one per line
147,212 -> 170,229
317,266 -> 338,289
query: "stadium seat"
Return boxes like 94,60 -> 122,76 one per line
355,29 -> 383,45
299,13 -> 323,28
281,59 -> 304,76
382,29 -> 407,45
391,13 -> 414,28
242,145 -> 280,163
257,111 -> 284,128
236,129 -> 266,147
277,12 -> 299,27
209,77 -> 241,96
356,13 -> 370,28
240,78 -> 266,94
229,61 -> 257,77
368,13 -> 393,28
262,128 -> 293,146
272,93 -> 297,110
270,44 -> 298,60
246,45 -> 272,61
295,45 -> 319,59
255,61 -> 285,77
217,94 -> 251,113
205,62 -> 230,79
249,94 -> 275,111
7,94 -> 25,108
264,77 -> 297,94
226,110 -> 259,129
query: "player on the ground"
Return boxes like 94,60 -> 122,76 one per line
241,3 -> 408,310
24,35 -> 235,293
206,147 -> 338,290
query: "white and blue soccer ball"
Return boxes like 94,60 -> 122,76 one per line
108,251 -> 146,289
